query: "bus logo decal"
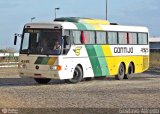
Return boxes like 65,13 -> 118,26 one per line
74,47 -> 82,56
141,48 -> 149,54
114,47 -> 133,54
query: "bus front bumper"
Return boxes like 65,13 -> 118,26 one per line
19,69 -> 60,79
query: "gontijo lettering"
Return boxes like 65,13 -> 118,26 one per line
114,47 -> 133,53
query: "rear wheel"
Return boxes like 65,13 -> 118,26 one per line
124,63 -> 134,79
34,78 -> 51,84
65,66 -> 83,84
115,63 -> 125,80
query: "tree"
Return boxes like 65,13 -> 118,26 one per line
0,47 -> 17,53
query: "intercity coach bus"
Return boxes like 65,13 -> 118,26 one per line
14,17 -> 149,84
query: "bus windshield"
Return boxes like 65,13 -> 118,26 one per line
20,29 -> 62,55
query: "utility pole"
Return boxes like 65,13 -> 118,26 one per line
106,0 -> 108,20
31,17 -> 36,22
55,8 -> 60,19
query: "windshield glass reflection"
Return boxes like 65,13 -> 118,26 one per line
20,29 -> 62,55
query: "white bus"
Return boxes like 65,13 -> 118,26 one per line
14,17 -> 149,84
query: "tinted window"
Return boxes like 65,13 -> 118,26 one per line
73,31 -> 81,44
138,33 -> 148,44
118,32 -> 128,44
83,31 -> 96,44
96,32 -> 107,44
128,33 -> 138,44
108,32 -> 118,44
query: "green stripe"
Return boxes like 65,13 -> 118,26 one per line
86,45 -> 102,76
35,57 -> 50,65
75,23 -> 87,30
94,46 -> 109,76
55,17 -> 81,23
86,45 -> 109,77
84,24 -> 95,30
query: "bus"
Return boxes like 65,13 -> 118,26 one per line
14,17 -> 149,84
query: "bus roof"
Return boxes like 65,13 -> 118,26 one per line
54,17 -> 110,25
25,17 -> 148,33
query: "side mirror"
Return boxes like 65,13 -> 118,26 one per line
14,34 -> 17,45
14,33 -> 22,45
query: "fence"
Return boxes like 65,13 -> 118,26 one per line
0,53 -> 19,68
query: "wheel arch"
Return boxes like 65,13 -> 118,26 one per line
76,64 -> 84,77
65,63 -> 83,84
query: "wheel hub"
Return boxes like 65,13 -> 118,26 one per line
74,70 -> 79,78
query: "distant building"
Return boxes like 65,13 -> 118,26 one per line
149,37 -> 160,52
0,53 -> 19,57
0,53 -> 19,62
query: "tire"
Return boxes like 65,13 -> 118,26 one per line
34,78 -> 51,84
115,63 -> 125,80
124,63 -> 134,79
65,66 -> 83,84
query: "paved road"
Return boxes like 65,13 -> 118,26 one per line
0,68 -> 160,113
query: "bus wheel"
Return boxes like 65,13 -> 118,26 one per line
34,78 -> 51,84
115,63 -> 125,80
65,66 -> 83,84
124,63 -> 134,79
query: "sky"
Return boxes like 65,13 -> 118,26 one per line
0,0 -> 160,50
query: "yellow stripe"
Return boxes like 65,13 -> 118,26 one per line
80,19 -> 110,25
101,45 -> 112,56
48,57 -> 57,65
91,24 -> 103,30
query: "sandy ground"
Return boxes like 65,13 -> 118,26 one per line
0,68 -> 160,114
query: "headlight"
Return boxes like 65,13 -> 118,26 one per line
50,65 -> 62,71
50,66 -> 57,70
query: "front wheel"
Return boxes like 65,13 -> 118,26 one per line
34,78 -> 51,84
115,63 -> 125,80
65,66 -> 83,84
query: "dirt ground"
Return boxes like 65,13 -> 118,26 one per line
0,67 -> 160,114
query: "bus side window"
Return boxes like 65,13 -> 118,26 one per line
83,31 -> 96,44
138,33 -> 148,45
96,32 -> 107,44
108,32 -> 118,44
72,31 -> 81,44
129,33 -> 138,45
63,30 -> 71,55
118,32 -> 128,44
